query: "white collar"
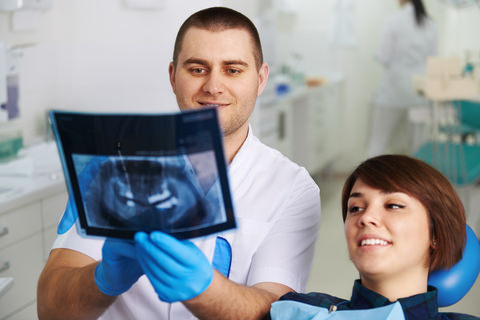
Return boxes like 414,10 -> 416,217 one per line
228,124 -> 253,171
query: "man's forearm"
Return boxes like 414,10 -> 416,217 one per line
184,271 -> 284,320
37,260 -> 115,320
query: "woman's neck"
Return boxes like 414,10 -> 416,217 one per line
360,269 -> 428,302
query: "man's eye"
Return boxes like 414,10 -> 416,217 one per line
190,68 -> 206,74
226,68 -> 241,75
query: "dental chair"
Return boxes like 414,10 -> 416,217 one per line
429,225 -> 480,307
449,100 -> 480,143
415,99 -> 480,236
415,99 -> 480,186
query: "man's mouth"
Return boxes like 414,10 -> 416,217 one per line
199,102 -> 228,108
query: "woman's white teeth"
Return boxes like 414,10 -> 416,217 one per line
361,239 -> 388,246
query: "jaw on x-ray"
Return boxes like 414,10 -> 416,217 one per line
79,154 -> 219,233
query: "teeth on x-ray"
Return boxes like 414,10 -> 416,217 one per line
73,152 -> 227,234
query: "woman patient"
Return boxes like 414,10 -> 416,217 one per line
268,155 -> 479,320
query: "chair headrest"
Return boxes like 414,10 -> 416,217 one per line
428,225 -> 480,307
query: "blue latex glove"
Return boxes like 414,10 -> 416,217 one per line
134,231 -> 213,302
57,199 -> 77,234
57,158 -> 105,234
94,238 -> 144,296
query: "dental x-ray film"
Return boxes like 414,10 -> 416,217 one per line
50,108 -> 236,239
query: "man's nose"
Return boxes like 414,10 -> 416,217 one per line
202,72 -> 225,96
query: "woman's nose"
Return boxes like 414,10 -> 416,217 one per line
202,72 -> 225,96
358,206 -> 381,227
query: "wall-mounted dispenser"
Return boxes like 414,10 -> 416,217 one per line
0,42 -> 6,108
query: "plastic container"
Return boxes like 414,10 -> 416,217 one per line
0,118 -> 23,162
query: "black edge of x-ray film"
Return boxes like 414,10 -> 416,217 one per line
50,108 -> 236,240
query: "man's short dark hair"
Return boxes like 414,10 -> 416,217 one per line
173,7 -> 263,70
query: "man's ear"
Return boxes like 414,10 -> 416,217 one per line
257,62 -> 270,97
169,62 -> 176,94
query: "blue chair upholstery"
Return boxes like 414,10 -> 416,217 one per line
428,225 -> 480,307
439,100 -> 480,135
454,100 -> 480,131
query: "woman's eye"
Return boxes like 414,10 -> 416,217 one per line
348,206 -> 363,214
386,203 -> 404,209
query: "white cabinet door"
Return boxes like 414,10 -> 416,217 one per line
4,302 -> 37,320
254,98 -> 293,159
0,234 -> 43,319
291,91 -> 312,171
41,191 -> 68,230
40,191 -> 68,261
253,82 -> 343,175
0,203 -> 42,250
291,85 -> 341,174
308,83 -> 341,171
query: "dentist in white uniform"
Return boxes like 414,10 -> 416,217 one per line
367,0 -> 437,157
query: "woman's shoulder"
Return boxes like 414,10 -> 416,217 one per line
441,312 -> 480,320
279,291 -> 348,309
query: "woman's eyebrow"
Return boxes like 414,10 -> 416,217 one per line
348,192 -> 362,199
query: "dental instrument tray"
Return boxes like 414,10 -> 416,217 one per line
49,108 -> 236,239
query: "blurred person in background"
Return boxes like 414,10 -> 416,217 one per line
366,0 -> 437,157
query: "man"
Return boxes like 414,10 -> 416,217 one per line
37,7 -> 321,319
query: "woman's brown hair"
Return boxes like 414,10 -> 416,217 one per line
341,155 -> 466,271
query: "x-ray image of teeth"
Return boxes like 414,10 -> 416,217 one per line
51,108 -> 236,239
73,152 -> 226,233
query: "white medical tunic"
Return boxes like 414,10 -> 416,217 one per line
374,2 -> 437,108
52,127 -> 321,319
